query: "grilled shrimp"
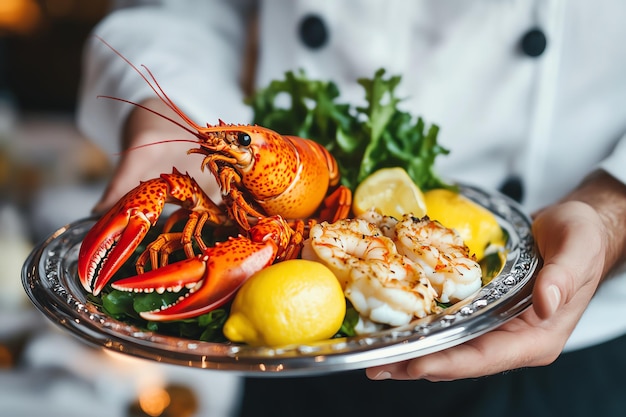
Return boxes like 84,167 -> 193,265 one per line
303,209 -> 483,332
391,215 -> 482,303
301,217 -> 438,330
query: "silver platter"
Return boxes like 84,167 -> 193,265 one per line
22,184 -> 540,376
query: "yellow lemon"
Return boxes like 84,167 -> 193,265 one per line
353,167 -> 427,219
424,188 -> 505,260
223,259 -> 346,347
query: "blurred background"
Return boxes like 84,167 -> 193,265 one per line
0,1 -> 242,416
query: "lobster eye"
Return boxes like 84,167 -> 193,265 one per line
237,132 -> 252,146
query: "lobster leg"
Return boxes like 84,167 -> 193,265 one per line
136,209 -> 213,274
111,215 -> 293,321
78,169 -> 224,296
318,185 -> 353,223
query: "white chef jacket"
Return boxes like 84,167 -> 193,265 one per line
77,0 -> 626,352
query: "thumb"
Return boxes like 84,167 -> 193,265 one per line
92,197 -> 113,216
91,180 -> 128,215
531,263 -> 570,320
530,202 -> 604,320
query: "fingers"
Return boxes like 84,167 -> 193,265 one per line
90,154 -> 145,214
93,99 -> 213,214
92,188 -> 118,215
92,139 -> 218,214
366,343 -> 488,381
366,317 -> 559,381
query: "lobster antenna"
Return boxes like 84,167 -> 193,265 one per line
93,35 -> 204,134
94,36 -> 259,136
120,138 -> 202,155
97,94 -> 198,137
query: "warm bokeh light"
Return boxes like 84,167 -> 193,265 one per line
0,0 -> 42,35
162,385 -> 199,417
138,386 -> 171,417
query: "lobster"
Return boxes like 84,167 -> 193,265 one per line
77,39 -> 352,321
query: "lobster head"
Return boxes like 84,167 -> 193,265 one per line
192,121 -> 300,200
196,121 -> 294,162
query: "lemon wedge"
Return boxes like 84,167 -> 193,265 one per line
353,167 -> 426,219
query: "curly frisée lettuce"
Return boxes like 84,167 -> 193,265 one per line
247,68 -> 454,192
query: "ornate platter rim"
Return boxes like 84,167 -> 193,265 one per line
22,184 -> 540,376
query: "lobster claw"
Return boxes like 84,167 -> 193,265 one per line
111,231 -> 279,321
78,204 -> 154,296
78,170 -> 223,296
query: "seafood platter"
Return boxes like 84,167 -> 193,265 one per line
21,46 -> 540,375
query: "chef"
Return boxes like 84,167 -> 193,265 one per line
78,1 -> 626,415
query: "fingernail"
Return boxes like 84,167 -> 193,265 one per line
547,285 -> 561,316
372,371 -> 391,380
